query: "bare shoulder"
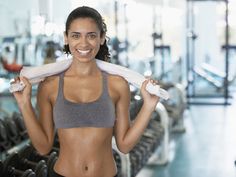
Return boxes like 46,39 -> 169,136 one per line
37,75 -> 59,96
106,73 -> 130,104
107,73 -> 129,91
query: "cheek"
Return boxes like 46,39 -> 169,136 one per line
91,39 -> 100,46
68,40 -> 76,47
95,43 -> 102,53
68,41 -> 78,51
90,40 -> 101,51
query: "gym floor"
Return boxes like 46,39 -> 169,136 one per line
136,95 -> 236,177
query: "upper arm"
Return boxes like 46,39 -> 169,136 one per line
36,78 -> 56,146
113,76 -> 131,145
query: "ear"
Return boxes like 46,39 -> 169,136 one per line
64,31 -> 68,44
100,34 -> 106,45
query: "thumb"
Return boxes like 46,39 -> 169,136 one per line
141,79 -> 150,90
19,76 -> 31,86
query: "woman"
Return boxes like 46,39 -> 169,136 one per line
13,6 -> 159,177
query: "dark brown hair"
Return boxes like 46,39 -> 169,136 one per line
63,6 -> 110,62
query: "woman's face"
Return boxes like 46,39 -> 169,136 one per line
65,17 -> 105,62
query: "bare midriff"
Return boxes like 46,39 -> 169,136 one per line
53,127 -> 117,177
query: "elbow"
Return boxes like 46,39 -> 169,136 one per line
119,149 -> 130,154
33,142 -> 53,156
116,143 -> 132,154
37,147 -> 52,156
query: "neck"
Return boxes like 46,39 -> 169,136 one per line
68,58 -> 99,76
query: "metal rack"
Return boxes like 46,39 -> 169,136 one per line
186,0 -> 232,105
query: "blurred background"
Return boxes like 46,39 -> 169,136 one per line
0,0 -> 236,177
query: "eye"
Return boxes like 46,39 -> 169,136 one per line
87,33 -> 97,40
71,33 -> 80,39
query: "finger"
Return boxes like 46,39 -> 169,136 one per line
142,79 -> 149,89
10,76 -> 20,84
149,79 -> 158,85
152,79 -> 158,85
19,76 -> 30,86
150,79 -> 155,84
10,78 -> 15,84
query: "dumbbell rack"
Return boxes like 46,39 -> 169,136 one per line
112,138 -> 131,177
0,112 -> 30,161
152,103 -> 169,165
112,102 -> 169,177
161,83 -> 187,133
1,139 -> 30,161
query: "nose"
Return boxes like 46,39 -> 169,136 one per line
79,36 -> 89,47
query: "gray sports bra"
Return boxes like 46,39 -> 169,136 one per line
53,71 -> 116,129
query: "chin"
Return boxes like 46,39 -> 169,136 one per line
75,56 -> 95,62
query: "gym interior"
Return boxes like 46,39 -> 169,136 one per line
1,0 -> 236,176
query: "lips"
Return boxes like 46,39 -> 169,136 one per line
77,49 -> 91,56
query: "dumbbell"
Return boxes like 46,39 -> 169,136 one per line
139,136 -> 155,154
52,134 -> 60,152
0,119 -> 11,151
137,140 -> 153,162
146,121 -> 165,146
141,134 -> 157,152
19,145 -> 57,176
130,148 -> 143,176
112,149 -> 121,177
148,119 -> 162,132
129,156 -> 138,177
24,160 -> 47,177
133,143 -> 149,166
129,101 -> 137,121
12,112 -> 28,140
18,153 -> 47,177
4,151 -> 47,177
150,111 -> 161,122
0,160 -> 3,176
129,98 -> 143,121
2,117 -> 22,145
2,152 -> 36,177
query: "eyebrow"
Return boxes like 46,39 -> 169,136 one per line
70,32 -> 98,35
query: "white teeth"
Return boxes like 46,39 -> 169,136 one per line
77,49 -> 90,55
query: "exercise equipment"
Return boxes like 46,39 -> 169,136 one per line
18,147 -> 48,177
19,145 -> 57,176
3,117 -> 22,145
0,114 -> 29,153
113,149 -> 122,177
193,66 -> 222,89
186,0 -> 231,105
112,101 -> 169,177
0,57 -> 23,73
161,83 -> 187,132
0,160 -> 3,176
0,119 -> 12,152
12,112 -> 28,140
2,152 -> 36,177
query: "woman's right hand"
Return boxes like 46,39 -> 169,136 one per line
12,76 -> 32,108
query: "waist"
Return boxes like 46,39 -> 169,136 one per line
54,148 -> 117,177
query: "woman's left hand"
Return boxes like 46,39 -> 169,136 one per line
140,78 -> 160,111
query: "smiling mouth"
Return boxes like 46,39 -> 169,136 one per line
77,49 -> 91,55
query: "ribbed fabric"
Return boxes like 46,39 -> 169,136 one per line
53,71 -> 116,129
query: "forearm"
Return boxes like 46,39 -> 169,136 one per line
19,102 -> 52,154
122,104 -> 154,152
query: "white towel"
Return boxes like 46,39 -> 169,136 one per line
9,58 -> 169,100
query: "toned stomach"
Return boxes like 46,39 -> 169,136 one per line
53,128 -> 117,177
